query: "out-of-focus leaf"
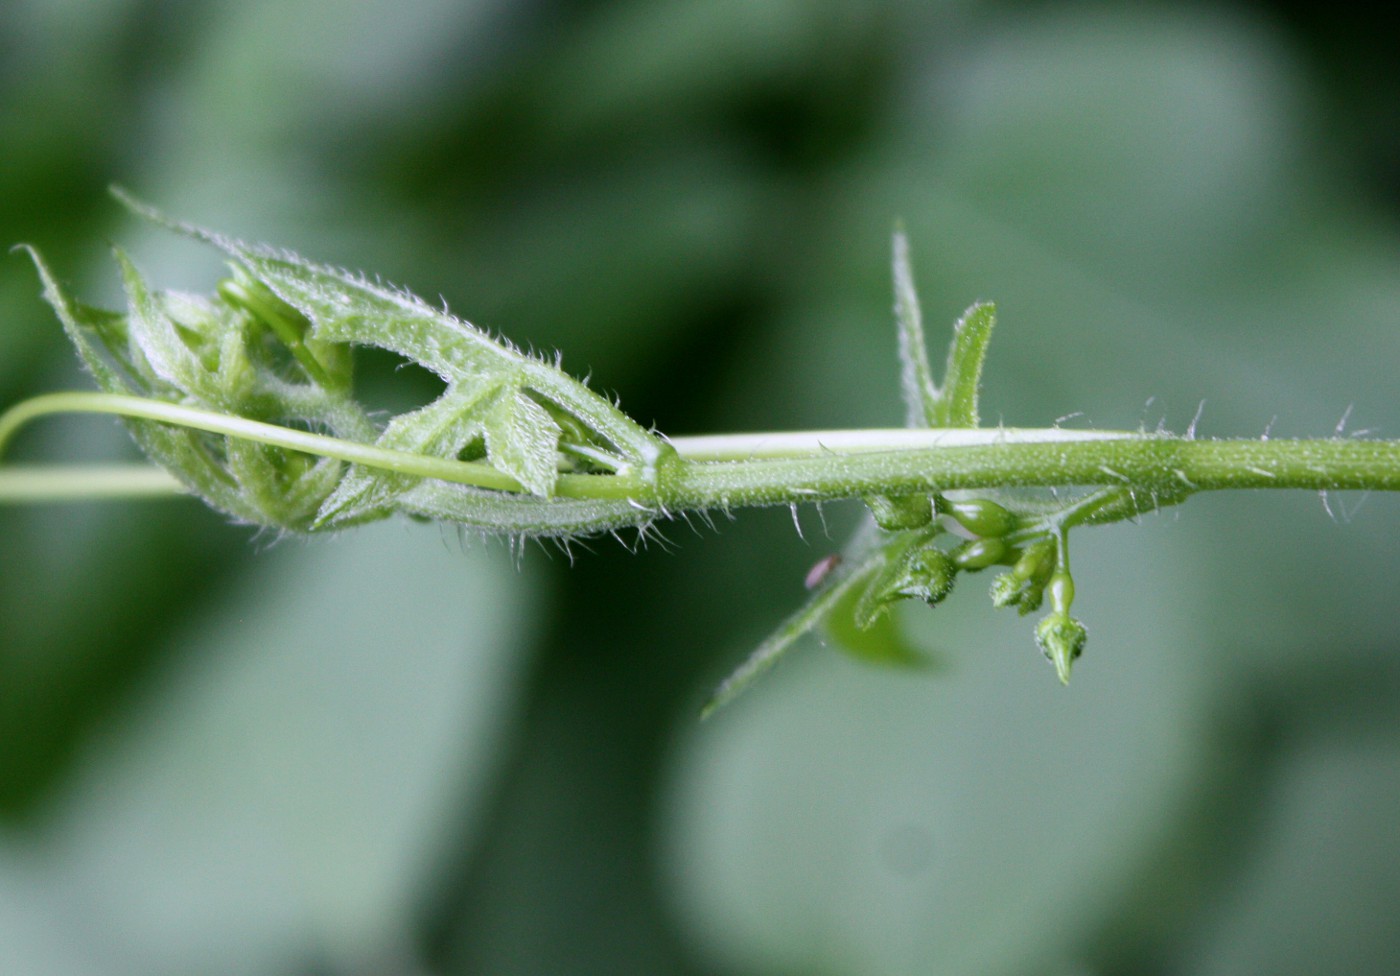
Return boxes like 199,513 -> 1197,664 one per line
1181,722 -> 1400,975
665,527 -> 1215,976
0,520 -> 535,975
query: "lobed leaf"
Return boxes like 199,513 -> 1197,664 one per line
168,195 -> 664,472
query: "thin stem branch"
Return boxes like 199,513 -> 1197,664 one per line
0,464 -> 183,502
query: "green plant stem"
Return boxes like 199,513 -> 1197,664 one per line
0,391 -> 526,491
658,436 -> 1400,506
0,464 -> 183,502
3,391 -> 1400,521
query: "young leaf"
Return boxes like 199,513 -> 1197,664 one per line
20,191 -> 682,534
21,246 -> 139,396
932,301 -> 996,428
316,381 -> 500,527
892,227 -> 942,429
112,190 -> 667,479
114,248 -> 212,402
481,385 -> 564,497
824,567 -> 931,668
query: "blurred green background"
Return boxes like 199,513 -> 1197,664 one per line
3,2 -> 1399,973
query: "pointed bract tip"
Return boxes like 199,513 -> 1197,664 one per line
108,186 -> 212,242
1036,614 -> 1086,685
109,184 -> 154,217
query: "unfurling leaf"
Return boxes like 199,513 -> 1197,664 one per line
27,191 -> 672,534
891,229 -> 996,430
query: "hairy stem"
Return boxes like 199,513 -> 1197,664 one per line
3,391 -> 1399,523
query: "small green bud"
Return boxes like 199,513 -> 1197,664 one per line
1016,584 -> 1044,616
853,545 -> 956,628
953,537 -> 1010,571
894,547 -> 956,604
990,539 -> 1056,610
1035,613 -> 1087,685
944,497 -> 1017,538
1012,540 -> 1056,583
989,571 -> 1046,613
989,571 -> 1022,608
864,493 -> 934,530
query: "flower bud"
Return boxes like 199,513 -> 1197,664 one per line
1035,613 -> 1087,685
953,537 -> 1009,571
864,493 -> 934,530
944,497 -> 1017,538
895,547 -> 957,604
989,571 -> 1022,608
1012,540 -> 1056,584
990,539 -> 1055,610
853,545 -> 957,628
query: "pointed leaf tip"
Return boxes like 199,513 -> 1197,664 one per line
933,301 -> 996,428
109,185 -> 167,225
892,228 -> 941,429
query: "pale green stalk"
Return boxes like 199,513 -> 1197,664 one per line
4,391 -> 1398,517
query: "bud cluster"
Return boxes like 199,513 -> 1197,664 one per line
850,492 -> 1090,684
